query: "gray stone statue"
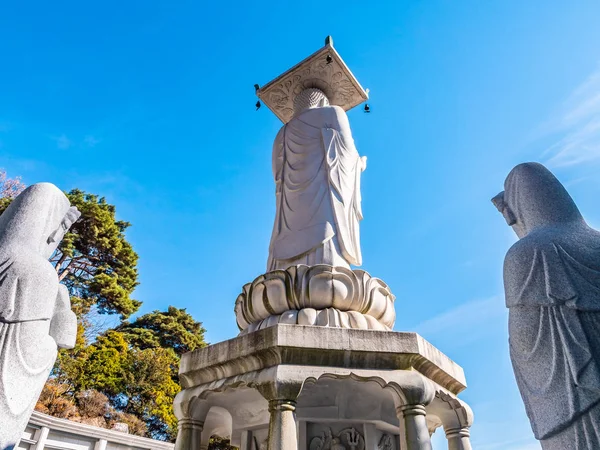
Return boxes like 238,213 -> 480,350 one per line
267,88 -> 367,271
0,183 -> 80,449
492,162 -> 600,449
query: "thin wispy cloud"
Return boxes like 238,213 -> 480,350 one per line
53,134 -> 72,150
51,134 -> 102,150
479,437 -> 540,450
411,296 -> 506,348
543,64 -> 600,167
84,135 -> 101,147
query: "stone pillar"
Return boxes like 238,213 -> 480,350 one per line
363,423 -> 378,450
386,373 -> 435,450
257,375 -> 303,450
93,439 -> 108,450
444,426 -> 472,450
267,399 -> 298,450
427,392 -> 474,450
398,404 -> 433,450
297,420 -> 307,450
33,427 -> 50,450
240,430 -> 252,450
175,419 -> 204,450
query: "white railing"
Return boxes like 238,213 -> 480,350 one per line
18,411 -> 175,450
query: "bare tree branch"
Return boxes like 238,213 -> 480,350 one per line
54,251 -> 70,274
59,260 -> 75,282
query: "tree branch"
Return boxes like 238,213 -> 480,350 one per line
54,251 -> 70,274
59,259 -> 75,282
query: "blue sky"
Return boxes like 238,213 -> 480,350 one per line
2,1 -> 600,448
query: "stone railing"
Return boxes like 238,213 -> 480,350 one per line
18,411 -> 174,450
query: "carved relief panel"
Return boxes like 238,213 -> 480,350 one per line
308,424 -> 365,450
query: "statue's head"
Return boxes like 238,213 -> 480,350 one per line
0,183 -> 80,258
492,162 -> 583,238
293,88 -> 330,116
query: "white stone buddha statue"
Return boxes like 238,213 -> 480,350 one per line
267,88 -> 366,271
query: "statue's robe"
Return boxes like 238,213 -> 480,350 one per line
0,252 -> 60,445
267,105 -> 364,271
502,163 -> 600,449
0,184 -> 76,449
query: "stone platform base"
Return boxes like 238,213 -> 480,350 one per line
174,325 -> 473,450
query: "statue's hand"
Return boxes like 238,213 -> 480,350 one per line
49,284 -> 77,349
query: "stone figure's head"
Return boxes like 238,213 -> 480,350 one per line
0,183 -> 81,258
293,88 -> 330,116
492,162 -> 582,238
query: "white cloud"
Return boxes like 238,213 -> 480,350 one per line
543,64 -> 600,167
53,134 -> 72,150
84,135 -> 101,147
478,437 -> 540,450
411,296 -> 506,347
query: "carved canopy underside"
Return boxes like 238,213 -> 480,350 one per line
257,43 -> 368,123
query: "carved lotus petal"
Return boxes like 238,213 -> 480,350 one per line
235,265 -> 396,333
306,267 -> 355,311
298,308 -> 317,326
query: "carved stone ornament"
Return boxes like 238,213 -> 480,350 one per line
257,39 -> 368,123
309,427 -> 365,450
235,264 -> 396,333
377,434 -> 394,450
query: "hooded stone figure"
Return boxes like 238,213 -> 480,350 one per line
0,183 -> 80,449
267,88 -> 366,272
492,162 -> 600,449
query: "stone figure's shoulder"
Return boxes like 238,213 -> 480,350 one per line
505,229 -> 565,271
324,104 -> 346,114
505,237 -> 533,267
505,233 -> 542,270
317,105 -> 349,129
322,105 -> 347,119
3,247 -> 58,283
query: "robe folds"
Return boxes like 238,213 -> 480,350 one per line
0,250 -> 60,428
0,183 -> 77,449
267,105 -> 364,271
0,320 -> 57,440
505,227 -> 600,447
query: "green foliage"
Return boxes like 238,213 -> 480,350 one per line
209,437 -> 237,450
121,347 -> 181,437
51,307 -> 206,440
59,189 -> 141,318
118,306 -> 207,356
0,197 -> 12,214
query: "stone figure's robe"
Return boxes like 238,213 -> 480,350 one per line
0,183 -> 77,450
267,105 -> 365,271
501,163 -> 600,449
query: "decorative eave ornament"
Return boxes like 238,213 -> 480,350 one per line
257,36 -> 369,123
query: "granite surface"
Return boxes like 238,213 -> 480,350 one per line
493,162 -> 600,449
0,183 -> 79,449
178,324 -> 467,394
